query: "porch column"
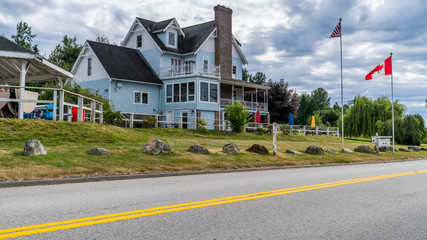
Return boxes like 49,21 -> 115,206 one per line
231,85 -> 234,101
242,86 -> 245,102
255,88 -> 258,105
18,61 -> 29,119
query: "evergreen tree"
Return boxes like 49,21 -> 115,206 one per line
295,93 -> 314,125
49,35 -> 82,71
250,72 -> 267,84
11,21 -> 39,53
311,88 -> 330,111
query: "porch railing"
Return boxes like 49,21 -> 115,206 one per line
220,98 -> 268,111
160,65 -> 220,78
0,85 -> 103,123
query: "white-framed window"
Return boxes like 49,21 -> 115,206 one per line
203,60 -> 209,73
134,91 -> 148,105
168,31 -> 176,47
136,35 -> 142,48
170,58 -> 181,74
184,60 -> 195,74
166,81 -> 195,104
200,81 -> 218,103
87,58 -> 92,76
232,65 -> 237,79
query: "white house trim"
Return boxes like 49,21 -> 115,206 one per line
194,27 -> 217,55
110,78 -> 162,86
71,41 -> 110,80
121,18 -> 163,53
199,80 -> 219,104
232,35 -> 248,65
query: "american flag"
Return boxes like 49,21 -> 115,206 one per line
330,21 -> 341,38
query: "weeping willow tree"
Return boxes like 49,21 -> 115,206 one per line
339,96 -> 405,138
377,114 -> 426,145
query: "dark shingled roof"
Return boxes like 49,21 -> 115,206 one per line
0,36 -> 34,53
137,18 -> 216,54
87,41 -> 161,85
151,18 -> 174,32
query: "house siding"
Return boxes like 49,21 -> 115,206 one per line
79,78 -> 110,100
141,49 -> 162,75
110,80 -> 160,115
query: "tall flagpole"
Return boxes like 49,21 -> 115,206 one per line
390,52 -> 395,153
339,18 -> 344,151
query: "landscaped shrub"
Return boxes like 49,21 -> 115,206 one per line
280,124 -> 292,135
142,115 -> 157,128
224,101 -> 251,132
197,119 -> 208,133
255,127 -> 267,134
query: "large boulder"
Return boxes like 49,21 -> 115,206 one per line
188,144 -> 209,154
326,148 -> 337,154
342,148 -> 355,153
286,149 -> 303,155
142,140 -> 173,154
354,145 -> 375,153
89,148 -> 109,156
246,144 -> 269,154
374,145 -> 387,152
222,143 -> 240,155
408,146 -> 420,152
304,145 -> 324,155
420,147 -> 427,151
398,147 -> 410,152
386,146 -> 396,152
23,139 -> 47,156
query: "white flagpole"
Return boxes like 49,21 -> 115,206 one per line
390,52 -> 395,153
339,18 -> 345,151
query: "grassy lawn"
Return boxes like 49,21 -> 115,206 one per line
1,119 -> 426,181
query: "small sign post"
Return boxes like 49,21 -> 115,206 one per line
273,122 -> 278,155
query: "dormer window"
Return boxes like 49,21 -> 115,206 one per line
168,32 -> 176,47
136,35 -> 142,48
232,65 -> 237,79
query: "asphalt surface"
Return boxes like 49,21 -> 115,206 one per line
1,159 -> 426,239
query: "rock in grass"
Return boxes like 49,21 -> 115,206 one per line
386,147 -> 396,152
342,148 -> 355,153
142,140 -> 173,155
374,145 -> 387,152
354,145 -> 375,153
408,146 -> 420,152
222,143 -> 240,155
23,139 -> 47,156
246,144 -> 269,154
399,147 -> 411,152
89,148 -> 109,156
326,148 -> 337,154
304,145 -> 324,155
286,149 -> 303,155
188,144 -> 209,154
420,147 -> 427,151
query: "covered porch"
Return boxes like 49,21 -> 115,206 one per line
219,78 -> 269,111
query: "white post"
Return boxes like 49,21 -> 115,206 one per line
99,103 -> 103,124
77,97 -> 83,122
231,85 -> 234,101
327,127 -> 330,136
67,107 -> 72,122
58,89 -> 64,122
90,101 -> 95,122
316,126 -> 319,136
130,113 -> 134,128
52,90 -> 57,121
18,61 -> 28,119
273,122 -> 278,155
303,126 -> 306,135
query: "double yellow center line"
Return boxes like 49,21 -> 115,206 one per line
1,170 -> 426,239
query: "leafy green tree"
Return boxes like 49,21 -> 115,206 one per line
295,93 -> 314,125
377,114 -> 426,145
342,96 -> 405,138
250,72 -> 267,84
316,108 -> 340,127
267,79 -> 299,123
306,112 -> 323,126
49,35 -> 82,71
11,21 -> 39,53
224,101 -> 251,132
311,88 -> 330,111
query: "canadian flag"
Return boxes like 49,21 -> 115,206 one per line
365,56 -> 392,80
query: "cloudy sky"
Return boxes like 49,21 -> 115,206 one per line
1,0 -> 426,122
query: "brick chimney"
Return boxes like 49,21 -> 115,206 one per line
214,5 -> 233,80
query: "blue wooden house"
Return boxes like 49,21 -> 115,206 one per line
72,5 -> 270,129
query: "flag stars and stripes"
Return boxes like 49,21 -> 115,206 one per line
330,21 -> 341,38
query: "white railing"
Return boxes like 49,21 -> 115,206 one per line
160,64 -> 220,78
220,98 -> 268,111
0,85 -> 103,123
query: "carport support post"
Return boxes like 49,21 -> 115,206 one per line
77,97 -> 83,122
52,90 -> 57,121
18,61 -> 28,119
58,90 -> 64,122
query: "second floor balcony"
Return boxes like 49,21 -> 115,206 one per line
160,64 -> 220,79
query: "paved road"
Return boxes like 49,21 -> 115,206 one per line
1,159 -> 426,239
